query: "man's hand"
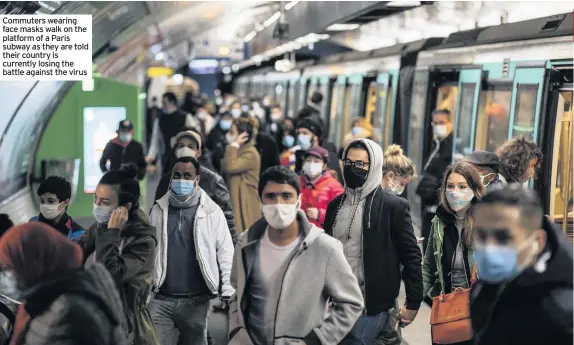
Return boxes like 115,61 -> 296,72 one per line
306,208 -> 319,220
398,306 -> 418,327
213,296 -> 230,312
108,207 -> 129,230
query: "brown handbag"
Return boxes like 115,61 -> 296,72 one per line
430,266 -> 477,344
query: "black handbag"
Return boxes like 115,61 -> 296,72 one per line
415,172 -> 441,204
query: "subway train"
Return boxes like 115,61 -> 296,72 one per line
232,13 -> 573,239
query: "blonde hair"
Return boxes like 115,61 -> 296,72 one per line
383,144 -> 417,178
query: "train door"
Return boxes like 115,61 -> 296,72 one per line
318,77 -> 332,133
287,78 -> 299,118
328,76 -> 346,147
344,74 -> 363,145
297,77 -> 309,113
373,73 -> 390,146
361,75 -> 377,123
452,67 -> 484,161
474,82 -> 513,152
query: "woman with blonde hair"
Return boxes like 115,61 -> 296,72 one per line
381,144 -> 416,195
422,161 -> 485,345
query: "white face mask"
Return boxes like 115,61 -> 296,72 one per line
93,204 -> 114,224
433,124 -> 449,139
40,203 -> 65,220
387,179 -> 405,196
261,199 -> 300,229
302,162 -> 323,178
271,112 -> 282,121
231,109 -> 241,118
175,147 -> 197,159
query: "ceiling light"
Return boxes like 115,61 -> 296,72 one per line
172,74 -> 184,85
264,11 -> 281,27
155,52 -> 165,61
285,1 -> 299,11
253,55 -> 263,63
218,46 -> 231,56
387,1 -> 421,7
232,64 -> 239,71
222,66 -> 231,74
244,31 -> 257,42
326,23 -> 360,31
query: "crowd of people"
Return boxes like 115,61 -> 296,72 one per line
0,89 -> 571,345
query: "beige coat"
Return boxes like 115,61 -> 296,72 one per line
223,142 -> 261,233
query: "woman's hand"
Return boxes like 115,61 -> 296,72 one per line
234,132 -> 250,146
108,207 -> 129,230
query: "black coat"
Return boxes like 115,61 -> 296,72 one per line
470,216 -> 573,345
206,125 -> 228,174
323,188 -> 423,314
154,166 -> 237,245
19,263 -> 127,345
417,134 -> 453,206
100,139 -> 147,180
81,209 -> 159,345
255,132 -> 280,175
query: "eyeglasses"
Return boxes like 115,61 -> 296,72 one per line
343,159 -> 369,169
475,228 -> 513,245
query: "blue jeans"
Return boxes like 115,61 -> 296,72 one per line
343,312 -> 389,345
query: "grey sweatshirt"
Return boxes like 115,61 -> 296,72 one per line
332,139 -> 384,295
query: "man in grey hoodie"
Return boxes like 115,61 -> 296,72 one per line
228,166 -> 364,345
324,139 -> 423,345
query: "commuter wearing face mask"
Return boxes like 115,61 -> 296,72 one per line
230,101 -> 244,120
464,150 -> 506,192
148,156 -> 235,345
222,117 -> 261,233
416,109 -> 454,253
299,146 -> 343,228
228,166 -> 364,345
29,176 -> 85,241
294,117 -> 341,181
146,92 -> 197,175
81,164 -> 159,345
279,119 -> 297,170
323,139 -> 423,344
100,120 -> 147,180
496,137 -> 543,186
154,129 -> 237,244
343,118 -> 374,147
421,161 -> 484,345
471,186 -> 573,345
207,112 -> 234,174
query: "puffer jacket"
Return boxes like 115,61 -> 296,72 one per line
149,190 -> 235,298
154,166 -> 237,244
299,172 -> 344,227
18,263 -> 126,345
81,209 -> 159,345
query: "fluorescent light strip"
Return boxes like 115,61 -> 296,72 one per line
264,11 -> 281,27
285,1 -> 300,11
387,1 -> 421,7
244,30 -> 257,42
326,23 -> 360,31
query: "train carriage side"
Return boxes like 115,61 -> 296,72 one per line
406,12 -> 573,236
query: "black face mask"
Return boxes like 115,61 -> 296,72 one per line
343,165 -> 368,189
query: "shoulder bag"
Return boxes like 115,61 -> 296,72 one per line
430,265 -> 477,344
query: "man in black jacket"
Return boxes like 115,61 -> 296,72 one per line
154,130 -> 237,245
323,138 -> 423,345
471,186 -> 573,345
297,91 -> 325,129
416,109 -> 453,253
100,120 -> 147,180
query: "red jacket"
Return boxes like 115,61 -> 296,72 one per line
299,172 -> 344,228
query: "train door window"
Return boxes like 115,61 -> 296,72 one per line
383,77 -> 395,149
328,81 -> 343,144
475,84 -> 512,152
453,83 -> 477,160
512,84 -> 539,139
549,90 -> 573,236
374,74 -> 390,146
435,85 -> 459,116
364,82 -> 377,125
340,86 -> 353,146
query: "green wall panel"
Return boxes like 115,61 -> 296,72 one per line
36,77 -> 143,217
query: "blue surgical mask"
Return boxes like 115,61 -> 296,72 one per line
119,133 -> 132,142
93,204 -> 113,224
231,109 -> 241,118
473,245 -> 518,284
352,126 -> 362,136
220,120 -> 232,131
282,135 -> 295,148
446,189 -> 474,211
297,134 -> 312,150
171,179 -> 195,196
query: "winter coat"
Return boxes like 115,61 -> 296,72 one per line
149,190 -> 235,298
222,142 -> 261,233
154,166 -> 237,245
18,263 -> 127,345
471,216 -> 573,345
295,149 -> 342,184
100,138 -> 147,180
228,211 -> 364,345
422,206 -> 475,297
255,132 -> 280,175
416,134 -> 453,207
206,125 -> 229,174
299,172 -> 344,227
81,209 -> 159,345
28,213 -> 84,241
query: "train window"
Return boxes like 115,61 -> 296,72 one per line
549,90 -> 573,232
288,80 -> 298,118
383,78 -> 394,149
435,85 -> 458,117
341,86 -> 354,146
453,83 -> 476,160
373,82 -> 386,145
512,84 -> 539,139
475,85 -> 512,152
319,81 -> 330,123
328,84 -> 341,144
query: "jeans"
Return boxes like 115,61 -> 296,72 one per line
376,300 -> 402,345
343,311 -> 389,345
148,294 -> 211,345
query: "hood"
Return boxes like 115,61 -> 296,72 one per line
237,210 -> 323,249
23,263 -> 124,326
0,222 -> 83,289
342,138 -> 383,198
512,215 -> 573,289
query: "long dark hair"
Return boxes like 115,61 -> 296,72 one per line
98,164 -> 140,211
439,161 -> 485,247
